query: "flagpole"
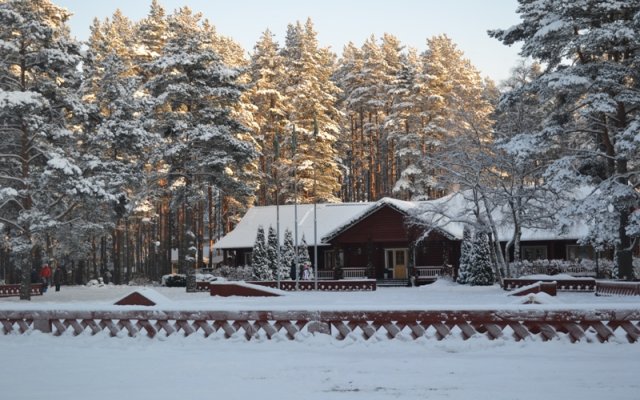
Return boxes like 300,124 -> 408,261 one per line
274,130 -> 281,290
313,116 -> 318,291
292,125 -> 299,290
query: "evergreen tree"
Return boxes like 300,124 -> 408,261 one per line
457,226 -> 473,284
247,30 -> 289,206
490,0 -> 640,279
281,228 -> 296,279
144,7 -> 257,272
135,0 -> 168,66
334,42 -> 366,201
387,49 -> 427,200
266,225 -> 280,278
467,231 -> 494,286
298,235 -> 311,265
251,226 -> 271,280
0,0 -> 102,299
414,35 -> 495,199
280,19 -> 343,203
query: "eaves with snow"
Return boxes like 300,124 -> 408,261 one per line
214,193 -> 587,250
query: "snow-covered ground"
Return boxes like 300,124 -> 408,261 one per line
1,280 -> 639,400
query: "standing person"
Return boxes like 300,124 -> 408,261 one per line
40,263 -> 52,292
53,266 -> 63,292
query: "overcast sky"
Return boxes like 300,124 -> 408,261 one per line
55,0 -> 523,83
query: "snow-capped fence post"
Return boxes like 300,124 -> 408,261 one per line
33,317 -> 51,334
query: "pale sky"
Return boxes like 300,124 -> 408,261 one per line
55,0 -> 523,83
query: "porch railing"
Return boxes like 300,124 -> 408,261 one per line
316,270 -> 335,280
415,266 -> 442,278
342,267 -> 368,279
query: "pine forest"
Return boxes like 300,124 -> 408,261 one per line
0,0 -> 638,292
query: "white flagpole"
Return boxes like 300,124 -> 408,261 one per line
313,116 -> 319,291
292,125 -> 299,290
275,131 -> 281,290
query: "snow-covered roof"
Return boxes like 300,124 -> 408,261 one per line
214,201 -> 373,249
414,191 -> 588,241
322,197 -> 419,242
215,192 -> 588,250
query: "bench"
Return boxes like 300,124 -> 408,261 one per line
0,284 -> 44,297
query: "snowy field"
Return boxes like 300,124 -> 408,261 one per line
1,281 -> 639,400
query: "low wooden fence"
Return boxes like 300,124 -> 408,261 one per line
0,284 -> 43,298
250,279 -> 376,291
1,308 -> 638,343
341,267 -> 369,279
504,278 -> 596,292
596,281 -> 640,296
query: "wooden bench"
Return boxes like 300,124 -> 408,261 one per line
0,284 -> 44,297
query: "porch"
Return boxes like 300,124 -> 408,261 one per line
316,265 -> 443,286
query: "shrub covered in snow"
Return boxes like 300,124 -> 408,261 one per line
162,274 -> 187,287
507,258 -> 628,278
211,265 -> 253,281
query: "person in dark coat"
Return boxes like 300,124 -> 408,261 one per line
53,266 -> 63,292
31,268 -> 40,284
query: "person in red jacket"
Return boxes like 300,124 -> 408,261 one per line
40,264 -> 52,292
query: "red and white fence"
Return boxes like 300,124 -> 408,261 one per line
1,308 -> 639,343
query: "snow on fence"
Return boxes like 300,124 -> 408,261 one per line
1,309 -> 639,343
596,281 -> 640,297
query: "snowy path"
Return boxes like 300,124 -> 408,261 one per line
1,333 -> 638,400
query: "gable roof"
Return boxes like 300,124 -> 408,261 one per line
322,197 -> 419,242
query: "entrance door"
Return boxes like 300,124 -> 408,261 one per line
385,248 -> 408,279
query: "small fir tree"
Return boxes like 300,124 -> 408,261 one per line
457,226 -> 473,284
298,235 -> 312,279
281,229 -> 296,280
266,226 -> 280,278
467,231 -> 494,286
251,226 -> 271,280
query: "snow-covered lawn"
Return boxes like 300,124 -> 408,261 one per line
1,281 -> 639,400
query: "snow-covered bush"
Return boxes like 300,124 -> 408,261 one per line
162,274 -> 187,287
212,265 -> 253,281
508,259 -> 622,278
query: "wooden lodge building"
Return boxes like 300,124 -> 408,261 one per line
214,193 -> 595,285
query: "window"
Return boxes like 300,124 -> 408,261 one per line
243,251 -> 252,266
324,250 -> 343,269
566,245 -> 594,261
521,246 -> 547,261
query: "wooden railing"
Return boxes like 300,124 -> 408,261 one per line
0,284 -> 43,297
342,267 -> 368,279
316,270 -> 335,280
2,308 -> 638,343
415,266 -> 442,278
596,281 -> 640,297
251,280 -> 375,291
